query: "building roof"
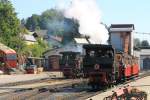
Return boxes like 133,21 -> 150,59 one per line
49,35 -> 62,42
133,47 -> 150,56
140,49 -> 150,56
0,43 -> 16,54
43,43 -> 83,56
33,30 -> 48,37
110,24 -> 134,29
110,24 -> 135,32
23,34 -> 36,42
74,38 -> 89,44
83,44 -> 113,50
60,51 -> 80,55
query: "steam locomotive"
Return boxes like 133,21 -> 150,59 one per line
82,44 -> 139,89
57,43 -> 139,89
59,51 -> 83,78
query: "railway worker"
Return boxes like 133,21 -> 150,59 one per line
0,62 -> 5,71
4,62 -> 11,74
76,58 -> 82,69
74,58 -> 82,78
118,57 -> 126,81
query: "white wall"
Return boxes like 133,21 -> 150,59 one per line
139,49 -> 150,70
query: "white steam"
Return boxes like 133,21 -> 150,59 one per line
64,0 -> 109,44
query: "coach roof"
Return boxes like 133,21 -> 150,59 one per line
83,44 -> 113,50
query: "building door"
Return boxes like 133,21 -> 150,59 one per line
143,57 -> 150,70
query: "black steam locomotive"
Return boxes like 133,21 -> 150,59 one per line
54,44 -> 139,89
82,44 -> 139,89
59,51 -> 83,78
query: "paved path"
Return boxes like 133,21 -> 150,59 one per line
0,72 -> 63,94
0,72 -> 63,85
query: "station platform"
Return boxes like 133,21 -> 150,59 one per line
86,74 -> 150,100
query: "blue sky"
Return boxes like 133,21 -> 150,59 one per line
11,0 -> 150,41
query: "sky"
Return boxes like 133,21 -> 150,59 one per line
11,0 -> 150,42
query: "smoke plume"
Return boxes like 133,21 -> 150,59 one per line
64,0 -> 109,44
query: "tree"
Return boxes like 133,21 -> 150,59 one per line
134,38 -> 141,47
62,18 -> 80,44
40,9 -> 64,30
0,0 -> 25,52
23,38 -> 48,57
21,18 -> 26,26
25,14 -> 40,31
25,8 -> 80,45
141,40 -> 149,47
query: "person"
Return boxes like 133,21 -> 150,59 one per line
0,62 -> 5,71
73,58 -> 81,78
5,62 -> 11,74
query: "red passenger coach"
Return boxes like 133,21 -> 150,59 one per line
116,53 -> 139,81
0,43 -> 17,68
124,64 -> 132,78
132,57 -> 139,76
132,64 -> 139,76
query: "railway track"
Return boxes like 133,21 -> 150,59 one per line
0,71 -> 150,100
0,78 -> 88,100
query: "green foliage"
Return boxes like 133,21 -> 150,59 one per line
21,18 -> 26,26
40,9 -> 64,31
25,14 -> 40,31
23,38 -> 48,57
141,40 -> 149,47
20,27 -> 30,34
0,0 -> 49,57
134,38 -> 141,47
0,0 -> 20,36
0,0 -> 25,52
25,9 -> 80,45
31,43 -> 45,57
